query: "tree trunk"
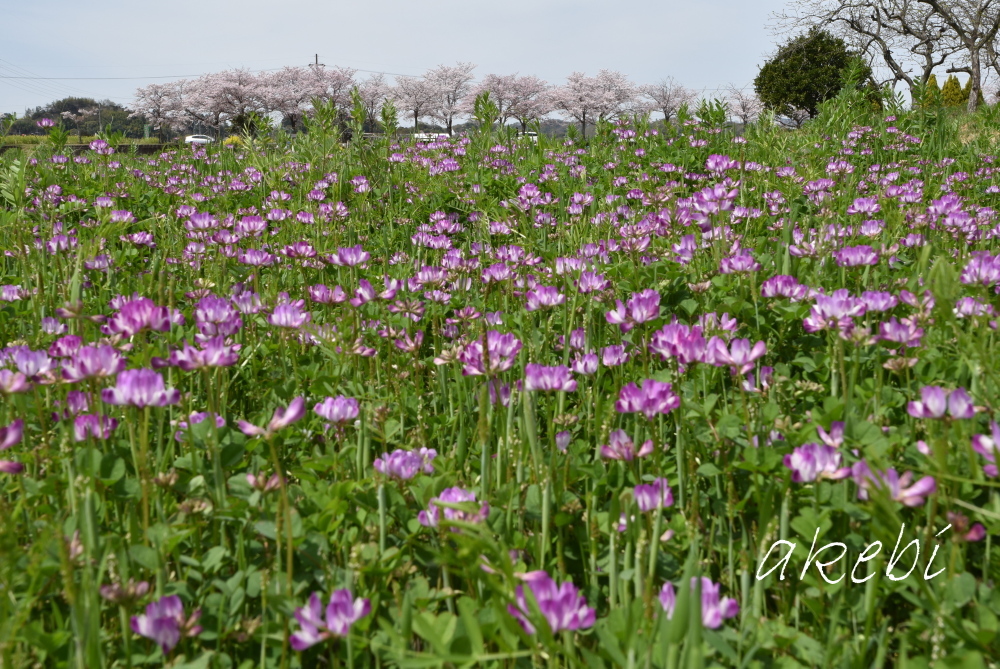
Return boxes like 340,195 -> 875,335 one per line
968,48 -> 982,112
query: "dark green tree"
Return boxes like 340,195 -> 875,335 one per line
6,97 -> 146,138
941,75 -> 965,106
922,74 -> 943,108
754,28 -> 874,122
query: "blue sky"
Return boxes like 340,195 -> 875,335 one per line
1,0 -> 789,115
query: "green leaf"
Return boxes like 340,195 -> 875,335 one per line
99,454 -> 126,484
172,651 -> 215,669
221,441 -> 245,468
703,629 -> 739,664
697,463 -> 722,477
934,651 -> 985,669
201,546 -> 229,573
791,508 -> 832,545
129,545 -> 161,571
254,521 -> 277,540
594,622 -> 628,666
457,597 -> 484,657
945,572 -> 976,608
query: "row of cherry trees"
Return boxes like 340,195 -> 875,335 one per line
131,63 -> 763,136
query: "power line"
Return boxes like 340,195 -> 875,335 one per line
0,64 -> 81,99
0,59 -> 133,109
0,67 -> 419,81
0,74 -> 243,80
0,59 -> 96,96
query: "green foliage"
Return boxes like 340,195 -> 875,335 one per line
97,124 -> 126,150
920,74 -> 943,108
0,113 -> 15,139
805,58 -> 884,137
380,99 -> 398,137
308,97 -> 344,137
694,98 -> 729,128
754,27 -> 874,121
349,87 -> 367,141
472,92 -> 500,130
230,111 -> 271,139
942,75 -> 965,106
46,125 -> 70,151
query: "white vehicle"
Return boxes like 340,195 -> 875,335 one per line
184,134 -> 214,145
518,131 -> 539,143
412,132 -> 449,142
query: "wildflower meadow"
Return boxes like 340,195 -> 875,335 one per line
3,84 -> 1000,668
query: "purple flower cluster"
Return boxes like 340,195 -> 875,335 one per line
907,386 -> 975,419
313,395 -> 360,425
130,595 -> 202,655
634,478 -> 674,511
508,571 -> 595,634
418,487 -> 489,529
458,331 -> 522,376
659,577 -> 739,629
373,447 -> 437,479
102,369 -> 180,408
851,462 -> 936,506
290,589 -> 371,650
606,289 -> 661,333
0,420 -> 24,474
524,363 -> 576,392
615,379 -> 680,419
238,396 -> 305,438
760,275 -> 809,301
783,443 -> 850,483
705,337 -> 767,374
972,421 -> 1000,477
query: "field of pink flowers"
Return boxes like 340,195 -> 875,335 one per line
2,89 -> 1000,668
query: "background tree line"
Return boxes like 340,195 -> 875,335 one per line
4,97 -> 147,138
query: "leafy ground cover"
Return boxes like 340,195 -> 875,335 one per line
2,90 -> 1000,668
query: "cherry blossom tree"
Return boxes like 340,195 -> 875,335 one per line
131,65 -> 360,135
214,69 -> 270,122
425,62 -> 477,135
592,69 -> 644,121
394,75 -> 439,133
262,67 -> 320,131
643,78 -> 697,123
131,82 -> 186,137
549,72 -> 602,137
462,73 -> 550,129
550,70 -> 639,137
725,84 -> 765,125
356,73 -> 394,129
313,65 -> 358,111
260,65 -> 355,130
508,75 -> 552,131
174,74 -> 227,133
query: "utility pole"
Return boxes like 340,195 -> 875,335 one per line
309,54 -> 324,71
